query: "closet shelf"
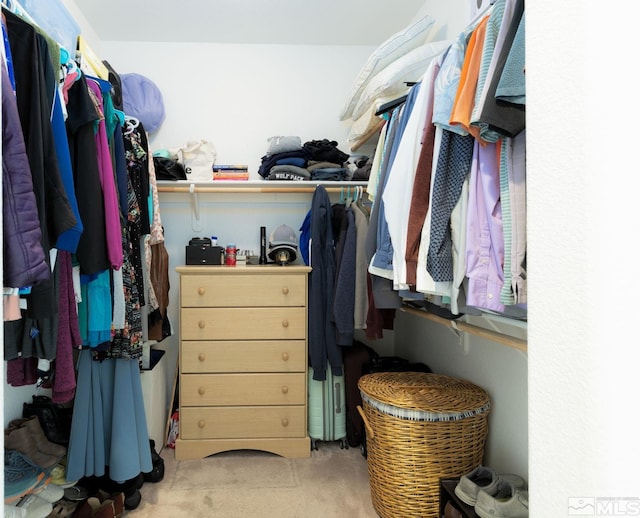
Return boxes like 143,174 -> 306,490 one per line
156,180 -> 368,194
400,305 -> 528,353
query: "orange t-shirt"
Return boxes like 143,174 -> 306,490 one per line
449,15 -> 490,141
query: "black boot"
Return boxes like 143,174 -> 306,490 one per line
143,439 -> 164,483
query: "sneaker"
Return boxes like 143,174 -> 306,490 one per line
15,494 -> 53,518
454,465 -> 525,506
4,451 -> 45,504
475,479 -> 529,518
32,483 -> 63,503
49,462 -> 79,489
4,505 -> 27,518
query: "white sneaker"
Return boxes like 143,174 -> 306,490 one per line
475,479 -> 529,518
4,505 -> 27,518
454,466 -> 525,506
32,483 -> 63,503
15,494 -> 53,518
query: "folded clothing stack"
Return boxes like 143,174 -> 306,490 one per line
258,136 -> 351,181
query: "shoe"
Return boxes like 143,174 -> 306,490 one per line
4,504 -> 27,517
444,501 -> 464,518
15,493 -> 53,518
142,439 -> 164,483
32,483 -> 63,503
49,463 -> 79,489
96,491 -> 124,518
97,475 -> 141,511
72,497 -> 115,518
4,426 -> 62,470
122,488 -> 141,511
62,486 -> 88,502
9,417 -> 67,459
47,498 -> 78,517
475,479 -> 529,518
454,465 -> 525,506
87,497 -> 116,518
4,450 -> 47,504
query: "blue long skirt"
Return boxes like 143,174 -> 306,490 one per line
65,350 -> 153,482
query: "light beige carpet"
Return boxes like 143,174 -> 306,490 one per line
129,442 -> 380,517
171,451 -> 297,490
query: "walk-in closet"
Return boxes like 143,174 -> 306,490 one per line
2,0 -> 638,517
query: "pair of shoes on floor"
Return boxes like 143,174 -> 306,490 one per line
454,465 -> 528,517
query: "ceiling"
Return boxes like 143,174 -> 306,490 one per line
73,0 -> 427,46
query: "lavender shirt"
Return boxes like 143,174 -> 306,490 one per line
465,140 -> 505,313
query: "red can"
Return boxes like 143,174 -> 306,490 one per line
225,244 -> 237,266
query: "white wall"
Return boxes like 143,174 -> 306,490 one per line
394,313 -> 529,479
528,0 -> 640,515
100,42 -> 379,176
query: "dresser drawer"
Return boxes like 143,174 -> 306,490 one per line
180,274 -> 306,307
181,340 -> 306,373
181,373 -> 306,406
180,307 -> 306,340
180,405 -> 306,439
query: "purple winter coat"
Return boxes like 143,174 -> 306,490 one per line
2,59 -> 50,288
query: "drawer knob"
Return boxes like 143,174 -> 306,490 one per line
282,287 -> 289,295
281,385 -> 289,394
198,420 -> 206,429
198,387 -> 206,395
281,418 -> 289,428
198,320 -> 206,329
198,353 -> 206,362
281,319 -> 289,328
198,287 -> 205,295
281,352 -> 289,361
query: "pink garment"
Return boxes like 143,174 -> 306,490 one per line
52,251 -> 82,403
87,79 -> 123,270
62,69 -> 79,104
3,293 -> 21,321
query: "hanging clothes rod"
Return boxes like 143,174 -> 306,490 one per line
156,182 -> 368,194
400,305 -> 527,352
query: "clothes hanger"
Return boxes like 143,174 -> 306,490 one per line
2,0 -> 37,26
375,94 -> 408,117
124,116 -> 140,135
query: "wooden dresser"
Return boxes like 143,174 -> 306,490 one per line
175,265 -> 311,460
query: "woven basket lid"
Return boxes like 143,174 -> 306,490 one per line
358,372 -> 490,421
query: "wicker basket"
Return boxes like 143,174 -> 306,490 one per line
357,372 -> 490,518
